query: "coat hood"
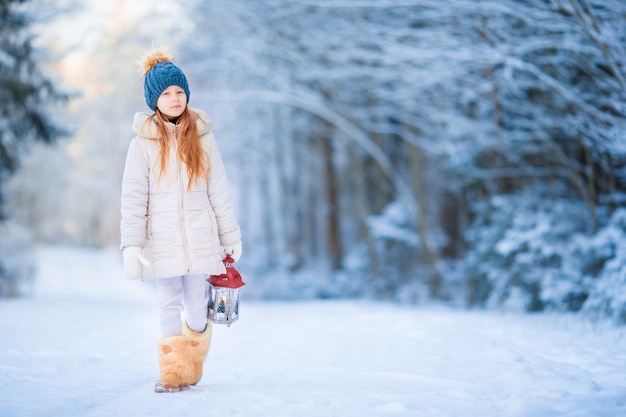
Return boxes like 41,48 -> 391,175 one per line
132,109 -> 212,139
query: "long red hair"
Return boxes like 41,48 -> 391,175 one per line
146,107 -> 209,190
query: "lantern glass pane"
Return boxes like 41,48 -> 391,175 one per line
208,285 -> 240,326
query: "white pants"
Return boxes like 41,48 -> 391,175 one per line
154,274 -> 210,338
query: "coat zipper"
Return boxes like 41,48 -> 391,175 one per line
175,131 -> 192,274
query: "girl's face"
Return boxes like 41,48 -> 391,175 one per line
156,85 -> 187,119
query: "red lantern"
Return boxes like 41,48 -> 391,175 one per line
207,256 -> 245,326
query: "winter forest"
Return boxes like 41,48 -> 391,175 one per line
2,0 -> 626,322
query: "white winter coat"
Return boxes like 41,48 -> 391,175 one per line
120,109 -> 241,279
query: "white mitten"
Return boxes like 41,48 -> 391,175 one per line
123,246 -> 145,279
223,241 -> 242,262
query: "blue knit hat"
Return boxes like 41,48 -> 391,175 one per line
141,50 -> 190,111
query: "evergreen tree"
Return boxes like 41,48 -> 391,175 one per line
0,0 -> 67,297
0,0 -> 67,219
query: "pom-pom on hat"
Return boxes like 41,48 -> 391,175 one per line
140,49 -> 190,111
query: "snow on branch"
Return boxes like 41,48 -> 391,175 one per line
205,89 -> 419,216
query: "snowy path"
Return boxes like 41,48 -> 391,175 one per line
1,247 -> 626,417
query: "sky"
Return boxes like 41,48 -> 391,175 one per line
33,0 -> 185,90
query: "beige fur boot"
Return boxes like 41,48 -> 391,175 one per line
154,335 -> 192,393
182,322 -> 213,386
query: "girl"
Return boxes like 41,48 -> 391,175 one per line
120,49 -> 242,393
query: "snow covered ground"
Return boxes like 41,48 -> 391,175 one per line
1,246 -> 626,417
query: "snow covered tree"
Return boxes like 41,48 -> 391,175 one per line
0,0 -> 67,218
178,0 -> 626,309
0,0 -> 68,296
445,0 -> 626,310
